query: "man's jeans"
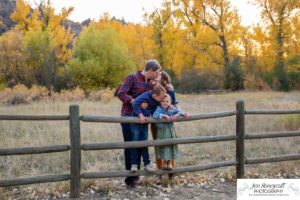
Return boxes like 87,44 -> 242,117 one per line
130,124 -> 150,166
121,123 -> 140,185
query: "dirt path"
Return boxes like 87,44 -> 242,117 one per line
75,174 -> 237,200
3,173 -> 238,199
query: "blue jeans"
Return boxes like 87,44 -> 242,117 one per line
130,124 -> 150,166
121,123 -> 140,185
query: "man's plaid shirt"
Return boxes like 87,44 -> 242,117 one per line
117,71 -> 153,116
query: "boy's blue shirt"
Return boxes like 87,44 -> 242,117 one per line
132,91 -> 160,116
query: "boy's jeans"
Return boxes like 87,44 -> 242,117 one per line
130,124 -> 150,166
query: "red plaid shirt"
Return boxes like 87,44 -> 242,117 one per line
117,71 -> 153,116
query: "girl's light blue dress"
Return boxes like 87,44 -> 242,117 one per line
153,106 -> 185,160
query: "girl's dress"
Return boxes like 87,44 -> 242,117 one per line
153,105 -> 185,160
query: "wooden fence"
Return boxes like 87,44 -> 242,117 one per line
0,100 -> 300,198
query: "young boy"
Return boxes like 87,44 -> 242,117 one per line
131,85 -> 166,172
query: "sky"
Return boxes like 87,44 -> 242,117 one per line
26,0 -> 262,26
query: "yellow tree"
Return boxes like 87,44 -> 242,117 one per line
145,0 -> 175,67
122,23 -> 157,69
11,0 -> 41,32
0,29 -> 28,86
252,0 -> 300,90
94,14 -> 157,70
11,0 -> 74,91
173,0 -> 242,88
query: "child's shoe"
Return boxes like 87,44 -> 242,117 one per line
167,160 -> 173,170
131,164 -> 138,172
145,164 -> 155,172
162,161 -> 168,170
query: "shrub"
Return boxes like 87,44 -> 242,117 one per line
176,67 -> 220,93
0,84 -> 48,105
244,74 -> 270,90
279,115 -> 300,131
70,25 -> 135,90
226,57 -> 244,90
51,87 -> 85,101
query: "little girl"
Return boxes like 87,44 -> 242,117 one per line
153,94 -> 190,169
151,71 -> 179,171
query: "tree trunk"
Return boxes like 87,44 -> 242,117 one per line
275,23 -> 289,91
220,35 -> 230,89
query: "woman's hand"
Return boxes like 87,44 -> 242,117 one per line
167,84 -> 174,91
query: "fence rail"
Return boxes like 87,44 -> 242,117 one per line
0,145 -> 70,156
0,101 -> 300,198
80,111 -> 237,123
0,174 -> 71,187
0,115 -> 69,120
81,161 -> 238,179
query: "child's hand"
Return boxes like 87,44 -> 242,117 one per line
170,114 -> 180,121
162,115 -> 171,122
140,102 -> 149,110
139,114 -> 146,123
183,113 -> 191,119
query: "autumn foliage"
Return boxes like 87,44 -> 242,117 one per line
0,0 -> 300,93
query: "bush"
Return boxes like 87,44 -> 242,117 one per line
50,87 -> 85,101
279,115 -> 300,131
70,25 -> 135,90
244,74 -> 270,90
226,57 -> 244,90
176,67 -> 220,93
0,84 -> 48,105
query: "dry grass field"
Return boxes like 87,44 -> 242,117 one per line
0,91 -> 300,198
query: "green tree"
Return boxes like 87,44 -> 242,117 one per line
24,29 -> 56,88
70,25 -> 135,90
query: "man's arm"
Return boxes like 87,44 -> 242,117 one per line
117,74 -> 134,103
132,93 -> 148,116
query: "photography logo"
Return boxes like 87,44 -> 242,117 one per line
237,179 -> 300,200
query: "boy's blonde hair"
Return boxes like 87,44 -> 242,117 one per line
152,84 -> 166,95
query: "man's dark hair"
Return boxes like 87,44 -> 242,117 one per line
144,59 -> 161,71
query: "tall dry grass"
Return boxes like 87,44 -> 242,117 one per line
0,91 -> 300,196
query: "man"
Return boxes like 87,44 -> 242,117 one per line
117,59 -> 161,188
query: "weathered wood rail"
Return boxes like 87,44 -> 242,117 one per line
0,101 -> 300,198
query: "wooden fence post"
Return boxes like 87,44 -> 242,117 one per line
69,105 -> 81,198
236,100 -> 245,178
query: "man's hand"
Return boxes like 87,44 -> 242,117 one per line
140,102 -> 149,110
130,99 -> 135,104
139,114 -> 146,123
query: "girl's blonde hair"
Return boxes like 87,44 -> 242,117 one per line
163,93 -> 172,103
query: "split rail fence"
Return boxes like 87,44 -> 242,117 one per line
0,100 -> 300,198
